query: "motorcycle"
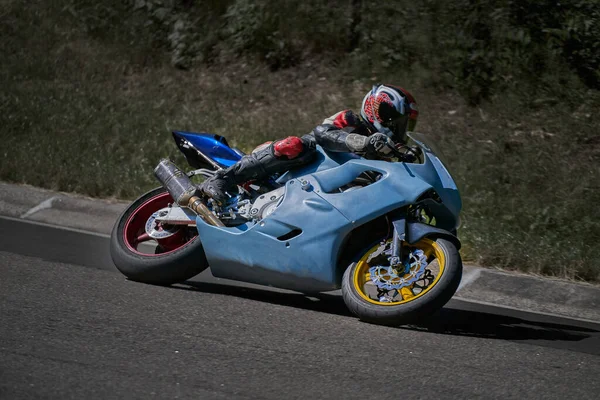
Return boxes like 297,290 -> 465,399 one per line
110,130 -> 463,326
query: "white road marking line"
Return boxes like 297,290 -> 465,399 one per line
457,267 -> 481,292
20,196 -> 58,219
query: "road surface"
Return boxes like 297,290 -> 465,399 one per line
1,217 -> 599,399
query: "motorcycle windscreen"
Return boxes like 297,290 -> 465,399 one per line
407,132 -> 458,191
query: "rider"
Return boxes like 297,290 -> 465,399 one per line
199,84 -> 419,204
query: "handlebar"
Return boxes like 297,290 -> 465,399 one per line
386,140 -> 419,163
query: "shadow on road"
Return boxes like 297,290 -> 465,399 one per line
179,280 -> 353,317
409,307 -> 597,341
178,280 -> 598,351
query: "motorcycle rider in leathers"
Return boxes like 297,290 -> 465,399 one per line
199,84 -> 419,204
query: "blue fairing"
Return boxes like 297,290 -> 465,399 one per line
194,144 -> 462,293
173,131 -> 242,167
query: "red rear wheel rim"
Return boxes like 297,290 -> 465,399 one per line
123,192 -> 198,256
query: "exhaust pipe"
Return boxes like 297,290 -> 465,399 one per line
154,159 -> 225,227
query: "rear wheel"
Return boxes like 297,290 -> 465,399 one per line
342,237 -> 462,326
110,187 -> 208,285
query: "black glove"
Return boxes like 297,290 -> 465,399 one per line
345,132 -> 394,156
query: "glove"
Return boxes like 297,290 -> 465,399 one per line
346,132 -> 394,156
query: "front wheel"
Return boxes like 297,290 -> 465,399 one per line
110,187 -> 209,285
342,237 -> 462,326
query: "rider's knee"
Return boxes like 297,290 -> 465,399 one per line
273,136 -> 306,159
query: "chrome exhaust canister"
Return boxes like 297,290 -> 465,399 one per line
154,159 -> 224,227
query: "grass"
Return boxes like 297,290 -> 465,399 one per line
1,1 -> 599,282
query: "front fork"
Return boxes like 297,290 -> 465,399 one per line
390,218 -> 407,267
389,212 -> 462,260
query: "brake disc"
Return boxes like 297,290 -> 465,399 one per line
145,211 -> 181,239
369,249 -> 428,290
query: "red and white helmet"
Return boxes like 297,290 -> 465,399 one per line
360,84 -> 418,143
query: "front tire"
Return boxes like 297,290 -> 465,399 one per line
110,187 -> 209,285
342,238 -> 462,326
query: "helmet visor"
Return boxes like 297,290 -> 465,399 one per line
379,102 -> 409,141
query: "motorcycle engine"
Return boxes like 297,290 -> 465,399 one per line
237,186 -> 285,221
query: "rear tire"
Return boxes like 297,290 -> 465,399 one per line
342,238 -> 462,326
110,187 -> 209,285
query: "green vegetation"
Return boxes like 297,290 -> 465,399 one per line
1,1 -> 599,281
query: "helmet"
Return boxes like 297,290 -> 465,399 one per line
360,84 -> 418,143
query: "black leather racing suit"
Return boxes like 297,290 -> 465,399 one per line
199,110 -> 373,203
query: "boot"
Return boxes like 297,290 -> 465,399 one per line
198,167 -> 239,204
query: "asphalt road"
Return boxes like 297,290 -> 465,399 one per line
1,217 -> 599,399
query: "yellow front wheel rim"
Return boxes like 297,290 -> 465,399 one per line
352,238 -> 446,306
